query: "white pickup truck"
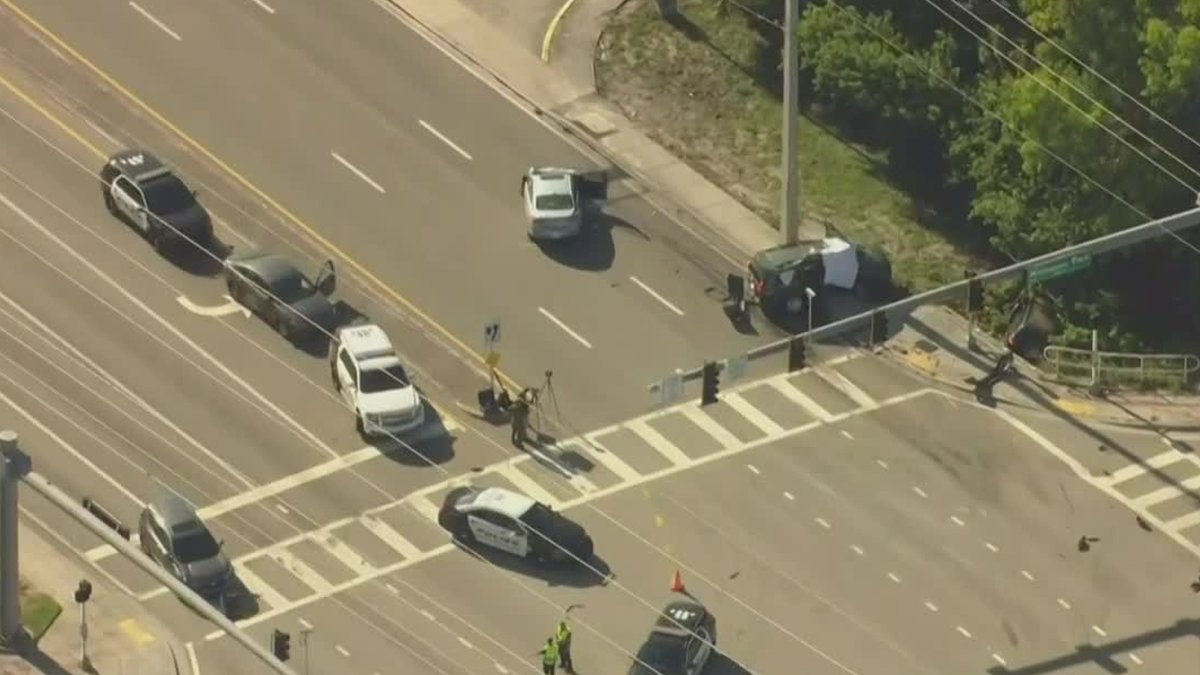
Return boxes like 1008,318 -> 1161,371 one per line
330,323 -> 425,437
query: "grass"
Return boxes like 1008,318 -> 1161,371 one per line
18,579 -> 62,643
595,0 -> 975,291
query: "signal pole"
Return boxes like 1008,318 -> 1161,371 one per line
781,0 -> 801,245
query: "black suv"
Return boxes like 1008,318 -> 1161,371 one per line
138,493 -> 232,610
628,601 -> 717,675
748,240 -> 891,316
99,149 -> 213,253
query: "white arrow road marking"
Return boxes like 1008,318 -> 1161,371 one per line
176,294 -> 251,318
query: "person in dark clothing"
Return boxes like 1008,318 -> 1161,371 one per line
511,394 -> 530,447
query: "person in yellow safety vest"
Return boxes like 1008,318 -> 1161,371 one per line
539,637 -> 559,675
556,621 -> 574,673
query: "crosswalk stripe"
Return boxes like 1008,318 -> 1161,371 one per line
815,368 -> 876,408
406,496 -> 442,525
1105,450 -> 1188,484
320,534 -> 375,571
494,462 -> 563,507
234,561 -> 289,610
722,393 -> 785,435
359,515 -> 424,559
572,438 -> 641,482
273,548 -> 335,594
624,419 -> 693,468
1166,510 -> 1200,531
1131,475 -> 1200,508
679,406 -> 741,449
768,378 -> 835,422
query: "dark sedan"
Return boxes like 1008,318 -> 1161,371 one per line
223,251 -> 338,342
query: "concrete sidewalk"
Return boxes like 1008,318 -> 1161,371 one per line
0,522 -> 191,675
888,305 -> 1200,432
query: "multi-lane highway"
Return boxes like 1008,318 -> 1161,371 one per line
2,1 -> 1199,675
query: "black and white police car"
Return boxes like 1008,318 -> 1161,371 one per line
99,149 -> 213,253
438,486 -> 594,564
628,601 -> 717,675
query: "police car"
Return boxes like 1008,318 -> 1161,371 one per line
628,601 -> 717,675
330,323 -> 425,437
438,486 -> 594,564
99,150 -> 213,253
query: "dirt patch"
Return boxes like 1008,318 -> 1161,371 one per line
595,0 -> 973,290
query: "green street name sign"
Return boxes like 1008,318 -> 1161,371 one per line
1029,253 -> 1091,283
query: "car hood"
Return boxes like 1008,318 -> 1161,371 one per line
161,202 -> 212,236
530,206 -> 578,220
358,385 -> 421,415
288,293 -> 337,328
183,554 -> 230,588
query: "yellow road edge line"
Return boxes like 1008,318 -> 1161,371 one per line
540,0 -> 580,63
0,71 -> 106,160
1,0 -> 518,391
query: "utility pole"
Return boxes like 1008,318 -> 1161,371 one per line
781,0 -> 801,245
0,430 -> 28,647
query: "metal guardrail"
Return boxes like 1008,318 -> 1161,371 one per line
1042,346 -> 1200,389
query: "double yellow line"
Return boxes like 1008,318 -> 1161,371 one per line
0,0 -> 517,390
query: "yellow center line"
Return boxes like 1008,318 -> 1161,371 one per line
0,0 -> 518,392
0,71 -> 106,160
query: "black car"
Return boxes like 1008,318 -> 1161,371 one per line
138,493 -> 232,610
99,150 -> 213,253
438,486 -> 594,564
747,238 -> 891,316
629,601 -> 717,675
224,251 -> 338,342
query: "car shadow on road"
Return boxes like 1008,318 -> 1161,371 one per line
375,400 -> 457,467
17,649 -> 74,675
168,237 -> 234,278
225,577 -> 262,620
536,210 -> 648,272
704,653 -> 752,675
456,541 -> 614,588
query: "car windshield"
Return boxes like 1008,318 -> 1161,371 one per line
359,365 -> 410,394
141,174 -> 195,214
635,634 -> 686,672
268,269 -> 316,303
173,529 -> 220,563
535,193 -> 574,212
519,503 -> 558,532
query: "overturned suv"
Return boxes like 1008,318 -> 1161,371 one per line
746,237 -> 892,317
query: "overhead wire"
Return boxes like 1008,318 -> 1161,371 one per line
0,64 -> 770,675
982,0 -> 1200,154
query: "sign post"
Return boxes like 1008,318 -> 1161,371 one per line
483,321 -> 502,386
74,580 -> 92,672
1029,254 -> 1091,284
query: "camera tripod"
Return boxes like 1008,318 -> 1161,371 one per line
529,369 -> 561,442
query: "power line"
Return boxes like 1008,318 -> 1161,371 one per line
982,0 -> 1200,154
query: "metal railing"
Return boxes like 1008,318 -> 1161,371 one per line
1042,345 -> 1200,390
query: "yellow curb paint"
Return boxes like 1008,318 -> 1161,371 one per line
1055,398 -> 1097,416
1,0 -> 520,394
902,350 -> 940,376
541,0 -> 581,62
118,619 -> 157,647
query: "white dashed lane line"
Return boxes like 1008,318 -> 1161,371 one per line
1021,570 -> 1035,581
335,645 -> 350,657
815,517 -> 831,530
1092,625 -> 1108,638
840,430 -> 854,440
331,152 -> 386,193
992,654 -> 1007,666
886,572 -> 901,584
1129,653 -> 1143,665
419,120 -> 473,161
538,307 -> 592,349
783,491 -> 795,501
629,276 -> 685,316
984,542 -> 999,553
875,458 -> 889,469
955,626 -> 972,639
457,637 -> 475,650
747,464 -> 760,475
950,515 -> 965,526
1057,598 -> 1071,610
850,545 -> 864,556
420,610 -> 437,622
298,618 -> 313,630
128,2 -> 182,40
248,0 -> 276,13
912,486 -> 928,498
923,601 -> 938,612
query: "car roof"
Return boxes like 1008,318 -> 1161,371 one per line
108,149 -> 171,184
338,324 -> 395,361
652,601 -> 708,635
231,252 -> 302,283
148,493 -> 203,535
530,171 -> 574,197
471,487 -> 535,519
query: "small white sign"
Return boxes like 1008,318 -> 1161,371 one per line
483,321 -> 501,351
660,372 -> 683,405
724,355 -> 748,382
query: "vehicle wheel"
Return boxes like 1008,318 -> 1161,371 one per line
152,228 -> 170,254
354,415 -> 366,437
226,277 -> 240,299
453,521 -> 474,545
102,189 -> 117,216
275,311 -> 292,340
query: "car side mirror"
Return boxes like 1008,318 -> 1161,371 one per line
315,259 -> 337,296
218,539 -> 225,549
192,189 -> 201,200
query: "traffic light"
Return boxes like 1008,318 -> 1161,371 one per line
869,311 -> 888,345
270,629 -> 291,662
787,338 -> 806,372
700,361 -> 720,406
966,275 -> 983,313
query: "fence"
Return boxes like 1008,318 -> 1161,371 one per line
1042,345 -> 1200,391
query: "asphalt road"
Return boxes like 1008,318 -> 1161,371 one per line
0,0 -> 789,434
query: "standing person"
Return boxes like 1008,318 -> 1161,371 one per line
511,392 -> 530,448
555,620 -> 574,673
538,637 -> 559,675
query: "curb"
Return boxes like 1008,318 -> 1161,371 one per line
541,0 -> 582,63
886,350 -> 1200,433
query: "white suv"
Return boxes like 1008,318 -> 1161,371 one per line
330,324 -> 425,437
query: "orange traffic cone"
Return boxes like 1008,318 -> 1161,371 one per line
670,570 -> 685,594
